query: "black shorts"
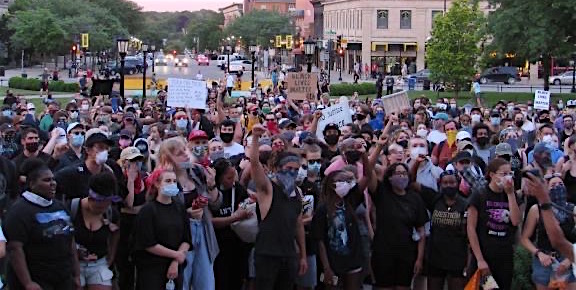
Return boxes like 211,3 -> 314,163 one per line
41,81 -> 49,91
426,263 -> 464,278
372,251 -> 415,288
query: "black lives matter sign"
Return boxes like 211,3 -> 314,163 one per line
286,73 -> 318,101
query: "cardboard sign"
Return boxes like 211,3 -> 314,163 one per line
380,90 -> 410,113
316,100 -> 353,139
230,91 -> 252,98
166,78 -> 208,109
285,72 -> 318,101
534,90 -> 550,110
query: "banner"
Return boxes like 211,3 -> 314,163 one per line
167,78 -> 208,109
285,72 -> 318,101
380,90 -> 410,113
316,100 -> 352,139
534,90 -> 550,110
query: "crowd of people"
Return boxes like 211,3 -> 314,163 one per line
1,80 -> 576,290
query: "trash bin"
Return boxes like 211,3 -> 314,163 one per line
0,66 -> 4,77
21,73 -> 27,78
408,78 -> 416,90
423,79 -> 431,91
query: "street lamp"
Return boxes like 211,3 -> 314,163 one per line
117,38 -> 129,98
338,48 -> 344,81
304,37 -> 316,73
249,45 -> 257,88
141,43 -> 149,104
151,44 -> 156,73
571,52 -> 576,93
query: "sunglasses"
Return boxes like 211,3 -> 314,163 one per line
71,131 -> 86,136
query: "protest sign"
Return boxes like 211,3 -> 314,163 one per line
167,78 -> 208,109
316,100 -> 353,139
285,72 -> 318,101
533,90 -> 550,110
380,90 -> 410,113
231,91 -> 252,98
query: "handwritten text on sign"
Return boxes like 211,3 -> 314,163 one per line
286,73 -> 318,101
533,90 -> 550,110
316,100 -> 352,139
167,78 -> 208,109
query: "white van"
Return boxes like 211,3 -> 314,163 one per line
217,54 -> 242,69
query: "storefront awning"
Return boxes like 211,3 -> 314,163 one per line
371,42 -> 388,52
403,42 -> 418,51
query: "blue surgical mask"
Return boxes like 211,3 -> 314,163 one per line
175,119 -> 188,129
276,169 -> 298,195
307,161 -> 321,174
161,183 -> 180,197
2,110 -> 11,117
71,134 -> 85,147
376,112 -> 384,120
490,117 -> 501,126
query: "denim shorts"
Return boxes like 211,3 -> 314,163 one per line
79,257 -> 114,286
532,255 -> 576,286
294,255 -> 317,288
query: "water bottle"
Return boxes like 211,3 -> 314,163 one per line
165,279 -> 175,290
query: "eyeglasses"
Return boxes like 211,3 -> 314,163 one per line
393,171 -> 408,176
71,131 -> 86,136
69,110 -> 78,113
308,159 -> 322,164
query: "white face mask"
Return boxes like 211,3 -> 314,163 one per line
296,166 -> 307,183
471,114 -> 481,123
542,135 -> 553,143
466,149 -> 474,155
416,129 -> 428,138
95,150 -> 108,165
334,181 -> 356,198
410,146 -> 428,159
81,104 -> 89,110
70,111 -> 79,119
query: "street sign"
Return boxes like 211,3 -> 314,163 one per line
81,33 -> 89,48
320,51 -> 329,61
325,30 -> 337,35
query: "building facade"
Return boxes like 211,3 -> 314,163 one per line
0,0 -> 14,14
320,0 -> 491,75
244,0 -> 296,14
220,3 -> 244,27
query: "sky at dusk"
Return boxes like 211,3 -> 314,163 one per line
133,0 -> 235,12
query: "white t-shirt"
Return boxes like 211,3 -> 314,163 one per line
226,75 -> 234,88
223,142 -> 245,158
196,73 -> 203,80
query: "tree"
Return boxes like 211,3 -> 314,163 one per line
8,9 -> 66,61
184,10 -> 224,51
487,0 -> 576,91
86,0 -> 143,35
426,0 -> 485,96
225,10 -> 293,47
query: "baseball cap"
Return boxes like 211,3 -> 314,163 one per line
323,123 -> 340,134
432,112 -> 449,121
495,143 -> 513,156
188,130 -> 209,141
133,138 -> 149,154
567,100 -> 576,107
26,103 -> 35,110
456,131 -> 472,141
85,128 -> 114,147
279,119 -> 296,129
119,129 -> 133,138
533,142 -> 551,154
452,151 -> 472,163
66,122 -> 84,134
0,123 -> 15,133
120,146 -> 144,161
457,140 -> 474,152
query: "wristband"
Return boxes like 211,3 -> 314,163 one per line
539,203 -> 553,210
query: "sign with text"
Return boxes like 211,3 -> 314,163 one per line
534,90 -> 550,110
380,90 -> 410,113
230,91 -> 251,98
285,72 -> 318,101
316,100 -> 352,139
167,78 -> 208,109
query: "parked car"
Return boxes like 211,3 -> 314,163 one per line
155,54 -> 168,66
478,66 -> 521,84
174,55 -> 189,67
230,59 -> 258,71
197,54 -> 210,66
549,71 -> 575,85
406,69 -> 430,83
217,54 -> 242,69
102,60 -> 140,75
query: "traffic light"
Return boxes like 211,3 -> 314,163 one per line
336,35 -> 342,50
338,48 -> 344,56
72,44 -> 77,52
173,50 -> 177,55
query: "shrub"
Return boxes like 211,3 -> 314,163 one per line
329,82 -> 377,96
9,77 -> 79,92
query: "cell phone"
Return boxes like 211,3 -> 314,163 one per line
521,169 -> 541,179
320,273 -> 339,286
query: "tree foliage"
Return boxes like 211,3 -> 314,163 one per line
486,0 -> 576,90
7,9 -> 66,57
184,10 -> 224,51
426,0 -> 485,95
225,10 -> 293,47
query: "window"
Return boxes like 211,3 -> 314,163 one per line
376,10 -> 388,29
400,10 -> 412,29
431,10 -> 443,27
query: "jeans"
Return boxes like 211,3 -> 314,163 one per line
182,219 -> 215,290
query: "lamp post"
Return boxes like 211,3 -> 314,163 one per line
338,48 -> 344,81
304,37 -> 316,73
249,45 -> 257,88
151,44 -> 156,73
141,43 -> 149,104
572,52 -> 576,93
117,38 -> 129,98
226,36 -> 235,72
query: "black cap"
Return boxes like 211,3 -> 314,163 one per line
323,123 -> 340,135
452,151 -> 472,163
85,132 -> 114,147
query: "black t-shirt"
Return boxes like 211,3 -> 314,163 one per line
73,202 -> 112,259
300,177 -> 321,256
133,200 -> 191,265
320,143 -> 339,162
3,197 -> 75,284
118,173 -> 147,208
210,184 -> 249,249
469,185 -> 516,251
419,187 -> 468,272
370,181 -> 428,260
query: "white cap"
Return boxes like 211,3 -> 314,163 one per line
27,103 -> 35,110
66,122 -> 84,134
456,131 -> 472,141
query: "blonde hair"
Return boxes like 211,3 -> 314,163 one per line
157,137 -> 187,167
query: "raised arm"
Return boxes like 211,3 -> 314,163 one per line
309,110 -> 322,135
250,125 -> 272,195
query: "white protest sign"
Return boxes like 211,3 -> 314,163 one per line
316,100 -> 353,139
533,90 -> 550,110
167,78 -> 208,109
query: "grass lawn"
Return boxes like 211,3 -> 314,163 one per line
0,86 -> 69,97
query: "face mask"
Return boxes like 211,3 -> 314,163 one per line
192,145 -> 208,157
25,142 -> 39,152
471,114 -> 481,123
175,119 -> 188,129
307,161 -> 321,174
161,183 -> 180,197
57,121 -> 68,130
476,136 -> 489,147
267,121 -> 278,131
334,181 -> 356,198
397,140 -> 408,149
220,132 -> 234,143
71,134 -> 85,147
95,150 -> 108,165
230,117 -> 240,123
178,161 -> 193,169
356,114 -> 366,121
2,110 -> 11,117
410,147 -> 427,159
324,135 -> 339,146
81,104 -> 90,110
389,175 -> 409,189
376,112 -> 384,120
70,112 -> 79,119
442,186 -> 459,199
416,129 -> 428,138
542,135 -> 553,144
262,108 -> 271,114
119,139 -> 132,148
345,150 -> 362,164
446,130 -> 457,145
558,103 -> 564,109
100,116 -> 110,123
540,118 -> 550,124
514,120 -> 524,127
466,149 -> 474,155
142,125 -> 150,135
296,167 -> 307,183
210,150 -> 225,161
490,117 -> 501,125
507,105 -> 514,111
276,169 -> 298,195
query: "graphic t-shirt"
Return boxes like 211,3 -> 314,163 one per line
469,186 -> 515,249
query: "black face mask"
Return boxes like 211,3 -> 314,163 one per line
356,114 -> 366,121
324,135 -> 339,146
397,140 -> 408,149
476,136 -> 489,147
539,118 -> 550,124
515,120 -> 524,127
345,150 -> 362,164
442,186 -> 459,199
25,142 -> 40,152
220,132 -> 234,143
